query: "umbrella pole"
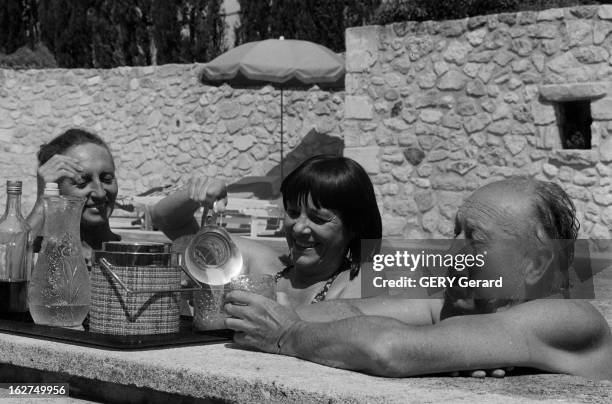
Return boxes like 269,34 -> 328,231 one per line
280,89 -> 284,181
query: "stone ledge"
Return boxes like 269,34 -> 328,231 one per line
539,83 -> 608,102
1,332 -> 611,403
548,149 -> 599,167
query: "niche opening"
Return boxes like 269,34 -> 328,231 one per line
556,100 -> 592,149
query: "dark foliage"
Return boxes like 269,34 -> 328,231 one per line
373,0 -> 606,25
236,0 -> 381,52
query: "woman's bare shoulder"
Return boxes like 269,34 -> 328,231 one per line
232,236 -> 287,275
335,270 -> 362,299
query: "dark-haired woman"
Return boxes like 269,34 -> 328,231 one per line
211,155 -> 383,308
27,128 -> 227,261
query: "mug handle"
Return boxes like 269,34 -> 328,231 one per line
99,258 -> 203,295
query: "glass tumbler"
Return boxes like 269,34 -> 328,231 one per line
229,274 -> 276,300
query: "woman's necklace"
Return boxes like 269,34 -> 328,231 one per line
274,261 -> 348,304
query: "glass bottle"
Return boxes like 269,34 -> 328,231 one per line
0,181 -> 30,313
28,189 -> 90,327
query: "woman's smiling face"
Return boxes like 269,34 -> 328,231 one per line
58,143 -> 118,229
284,194 -> 351,279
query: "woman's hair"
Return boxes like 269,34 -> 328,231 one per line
281,155 -> 382,279
38,128 -> 110,165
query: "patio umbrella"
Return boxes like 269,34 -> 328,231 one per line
200,37 -> 345,180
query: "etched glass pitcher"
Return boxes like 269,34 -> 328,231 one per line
28,195 -> 90,327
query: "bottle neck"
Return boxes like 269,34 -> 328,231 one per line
4,192 -> 22,218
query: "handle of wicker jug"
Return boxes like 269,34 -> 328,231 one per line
99,258 -> 203,295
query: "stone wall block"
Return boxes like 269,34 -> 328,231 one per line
504,135 -> 527,155
571,6 -> 598,19
441,111 -> 463,129
233,134 -> 256,152
430,174 -> 466,191
592,98 -> 612,120
414,190 -> 435,212
462,62 -> 481,78
594,21 -> 612,45
464,114 -> 490,133
225,117 -> 248,135
529,23 -> 559,39
477,63 -> 496,83
468,51 -> 495,63
467,28 -> 487,46
419,109 -> 443,124
455,97 -> 479,116
531,102 -> 556,125
542,38 -> 562,56
405,36 -> 434,61
488,119 -> 510,135
384,117 -> 410,132
382,214 -> 407,236
600,136 -> 612,162
493,50 -> 516,67
573,46 -> 609,64
593,188 -> 612,206
443,41 -> 471,65
437,70 -> 466,90
440,20 -> 466,37
466,80 -> 486,97
434,60 -> 450,76
345,96 -> 373,120
483,29 -> 510,50
403,147 -> 425,165
510,37 -> 534,57
344,147 -> 380,174
417,72 -> 437,89
565,19 -> 593,47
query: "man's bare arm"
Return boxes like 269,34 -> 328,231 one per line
281,300 -> 612,380
295,297 -> 442,325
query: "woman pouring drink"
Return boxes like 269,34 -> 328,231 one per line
154,154 -> 383,309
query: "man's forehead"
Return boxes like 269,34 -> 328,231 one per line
457,184 -> 533,230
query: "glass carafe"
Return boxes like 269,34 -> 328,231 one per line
28,195 -> 90,327
0,181 -> 30,313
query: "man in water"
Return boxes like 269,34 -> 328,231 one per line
223,177 -> 612,380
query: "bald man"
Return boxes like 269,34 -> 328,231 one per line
224,178 -> 612,381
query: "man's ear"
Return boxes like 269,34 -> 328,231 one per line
524,247 -> 553,285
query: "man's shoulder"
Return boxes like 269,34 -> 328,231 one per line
501,299 -> 612,353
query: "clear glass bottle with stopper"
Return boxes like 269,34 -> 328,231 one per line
0,180 -> 30,313
28,182 -> 90,327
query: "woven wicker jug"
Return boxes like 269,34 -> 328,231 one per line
89,242 -> 198,335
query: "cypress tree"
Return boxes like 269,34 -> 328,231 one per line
235,0 -> 270,45
151,0 -> 181,64
0,0 -> 25,54
196,0 -> 226,62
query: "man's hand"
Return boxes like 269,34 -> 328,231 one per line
224,290 -> 301,353
38,154 -> 83,185
451,367 -> 513,378
185,176 -> 227,210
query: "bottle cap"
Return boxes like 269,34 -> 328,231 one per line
43,182 -> 60,196
6,180 -> 22,194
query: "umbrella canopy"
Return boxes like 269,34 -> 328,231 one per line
200,38 -> 345,181
200,38 -> 345,90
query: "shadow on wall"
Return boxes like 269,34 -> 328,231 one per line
228,129 -> 344,199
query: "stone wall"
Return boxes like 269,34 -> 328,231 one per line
345,5 -> 612,239
0,64 -> 344,212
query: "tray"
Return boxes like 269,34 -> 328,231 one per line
0,312 -> 232,350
